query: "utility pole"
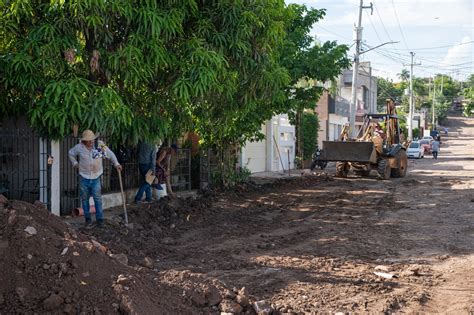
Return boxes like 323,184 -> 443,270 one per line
432,78 -> 436,129
440,75 -> 444,99
404,52 -> 421,140
349,0 -> 373,138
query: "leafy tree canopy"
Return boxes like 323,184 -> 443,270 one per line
1,1 -> 349,149
376,77 -> 402,112
280,4 -> 350,116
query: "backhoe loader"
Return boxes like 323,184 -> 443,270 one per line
321,99 -> 408,179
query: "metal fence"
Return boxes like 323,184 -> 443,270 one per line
0,128 -> 50,206
60,138 -> 191,215
200,148 -> 238,189
0,127 -> 191,215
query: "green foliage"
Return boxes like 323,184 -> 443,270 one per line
412,128 -> 420,139
397,69 -> 410,82
376,77 -> 402,112
1,1 -> 349,152
463,86 -> 474,117
281,5 -> 350,115
301,112 -> 318,160
463,100 -> 474,117
434,74 -> 460,100
466,74 -> 474,88
433,95 -> 450,123
211,166 -> 252,189
0,0 -> 290,147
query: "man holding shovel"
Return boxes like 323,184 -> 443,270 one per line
69,130 -> 122,228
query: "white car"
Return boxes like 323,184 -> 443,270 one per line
407,141 -> 425,159
422,136 -> 434,143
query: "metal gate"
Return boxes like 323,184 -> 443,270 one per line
0,126 -> 50,207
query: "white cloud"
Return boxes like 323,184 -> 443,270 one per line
440,37 -> 473,74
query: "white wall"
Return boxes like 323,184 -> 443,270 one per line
328,114 -> 348,141
241,125 -> 267,172
241,114 -> 295,173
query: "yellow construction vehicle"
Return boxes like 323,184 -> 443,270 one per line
321,99 -> 408,179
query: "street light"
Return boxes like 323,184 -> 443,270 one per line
349,41 -> 398,138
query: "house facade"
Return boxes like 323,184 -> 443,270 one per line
339,62 -> 378,131
240,114 -> 296,173
315,90 -> 350,147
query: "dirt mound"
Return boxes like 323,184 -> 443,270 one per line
0,199 -> 124,313
0,196 -> 257,314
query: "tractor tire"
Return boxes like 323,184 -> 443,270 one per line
391,150 -> 408,178
352,162 -> 370,177
354,169 -> 371,177
335,162 -> 350,177
377,158 -> 391,179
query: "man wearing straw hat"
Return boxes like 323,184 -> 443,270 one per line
69,130 -> 122,228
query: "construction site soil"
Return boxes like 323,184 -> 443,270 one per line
1,115 -> 473,314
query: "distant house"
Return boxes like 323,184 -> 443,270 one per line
315,90 -> 350,147
339,62 -> 378,131
240,114 -> 295,173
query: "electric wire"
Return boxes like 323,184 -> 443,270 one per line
389,40 -> 474,51
372,1 -> 394,43
365,10 -> 383,44
390,0 -> 410,51
313,24 -> 352,42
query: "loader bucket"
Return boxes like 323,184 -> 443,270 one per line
322,141 -> 377,163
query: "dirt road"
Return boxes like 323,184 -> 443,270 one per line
3,115 -> 472,314
97,114 -> 473,313
97,115 -> 469,314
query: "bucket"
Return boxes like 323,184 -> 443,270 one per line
72,197 -> 96,217
157,184 -> 167,199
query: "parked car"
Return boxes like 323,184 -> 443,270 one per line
419,139 -> 432,154
422,136 -> 434,143
407,141 -> 424,159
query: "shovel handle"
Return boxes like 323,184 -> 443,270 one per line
117,169 -> 128,225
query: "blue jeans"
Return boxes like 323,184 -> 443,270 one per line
134,163 -> 152,202
80,176 -> 103,222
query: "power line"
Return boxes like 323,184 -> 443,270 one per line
372,1 -> 394,43
313,24 -> 352,42
362,43 -> 410,64
390,0 -> 410,51
389,40 -> 474,51
365,10 -> 383,44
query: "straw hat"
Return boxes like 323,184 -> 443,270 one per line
80,130 -> 98,141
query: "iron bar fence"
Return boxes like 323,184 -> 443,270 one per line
200,147 -> 239,189
0,128 -> 49,206
0,127 -> 191,215
60,137 -> 191,215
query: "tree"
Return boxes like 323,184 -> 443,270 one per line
463,85 -> 474,117
465,74 -> 474,88
376,77 -> 402,112
1,1 -> 349,159
301,111 -> 319,161
1,0 -> 290,147
397,69 -> 410,82
279,4 -> 350,158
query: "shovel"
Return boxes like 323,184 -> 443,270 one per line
117,169 -> 129,225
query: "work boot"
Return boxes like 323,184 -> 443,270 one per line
84,218 -> 93,230
96,219 -> 104,228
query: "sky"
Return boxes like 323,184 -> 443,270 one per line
286,0 -> 474,82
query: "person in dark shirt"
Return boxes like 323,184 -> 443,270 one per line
134,141 -> 157,203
